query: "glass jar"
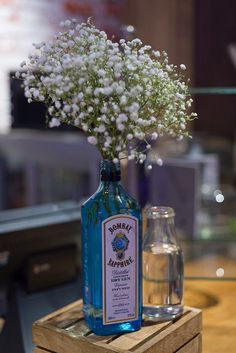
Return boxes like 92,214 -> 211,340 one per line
142,206 -> 184,321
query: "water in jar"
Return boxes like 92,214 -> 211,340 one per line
142,242 -> 184,321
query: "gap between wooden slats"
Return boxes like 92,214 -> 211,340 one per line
175,333 -> 201,353
35,346 -> 56,353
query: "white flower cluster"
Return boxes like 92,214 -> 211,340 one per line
16,18 -> 196,163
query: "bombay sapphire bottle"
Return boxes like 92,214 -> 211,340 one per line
81,160 -> 142,335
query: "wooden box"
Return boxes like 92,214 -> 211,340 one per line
33,300 -> 202,353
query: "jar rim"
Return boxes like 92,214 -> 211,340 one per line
145,206 -> 175,218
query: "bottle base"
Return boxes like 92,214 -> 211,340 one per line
84,315 -> 141,335
143,304 -> 183,322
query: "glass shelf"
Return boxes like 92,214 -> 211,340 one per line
182,239 -> 236,280
190,87 -> 236,95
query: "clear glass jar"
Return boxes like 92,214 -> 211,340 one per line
142,206 -> 184,321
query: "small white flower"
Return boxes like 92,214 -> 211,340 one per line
130,112 -> 138,121
101,106 -> 108,113
25,90 -> 31,98
139,153 -> 146,161
153,50 -> 160,57
137,118 -> 144,125
55,101 -> 61,109
113,158 -> 119,164
87,136 -> 97,145
180,64 -> 186,70
74,118 -> 80,126
117,123 -> 125,131
20,61 -> 26,68
49,118 -> 60,128
64,105 -> 71,113
77,93 -> 84,100
97,124 -> 106,133
129,102 -> 140,113
64,20 -> 72,27
120,95 -> 128,105
128,154 -> 135,160
117,114 -> 128,123
79,112 -> 85,119
150,116 -> 157,123
97,69 -> 106,77
147,165 -> 153,170
103,87 -> 113,95
176,93 -> 185,100
33,89 -> 40,98
151,132 -> 158,140
72,104 -> 79,112
116,86 -> 123,95
127,134 -> 133,140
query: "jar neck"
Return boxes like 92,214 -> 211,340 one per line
146,217 -> 176,243
100,160 -> 121,182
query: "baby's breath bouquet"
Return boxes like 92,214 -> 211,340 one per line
16,18 -> 196,163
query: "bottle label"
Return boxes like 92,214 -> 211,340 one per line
102,214 -> 139,325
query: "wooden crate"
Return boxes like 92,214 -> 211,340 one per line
33,300 -> 202,353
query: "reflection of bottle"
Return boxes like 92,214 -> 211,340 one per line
142,206 -> 184,321
82,160 -> 142,335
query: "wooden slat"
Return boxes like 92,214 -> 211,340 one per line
176,334 -> 202,353
33,325 -> 122,353
108,321 -> 171,351
134,309 -> 202,353
107,310 -> 191,351
86,333 -> 119,345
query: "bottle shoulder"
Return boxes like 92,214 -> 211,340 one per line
82,183 -> 140,210
82,183 -> 140,223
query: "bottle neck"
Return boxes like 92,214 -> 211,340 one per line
100,160 -> 121,182
146,217 -> 176,243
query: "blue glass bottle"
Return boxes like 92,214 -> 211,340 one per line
81,160 -> 142,335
